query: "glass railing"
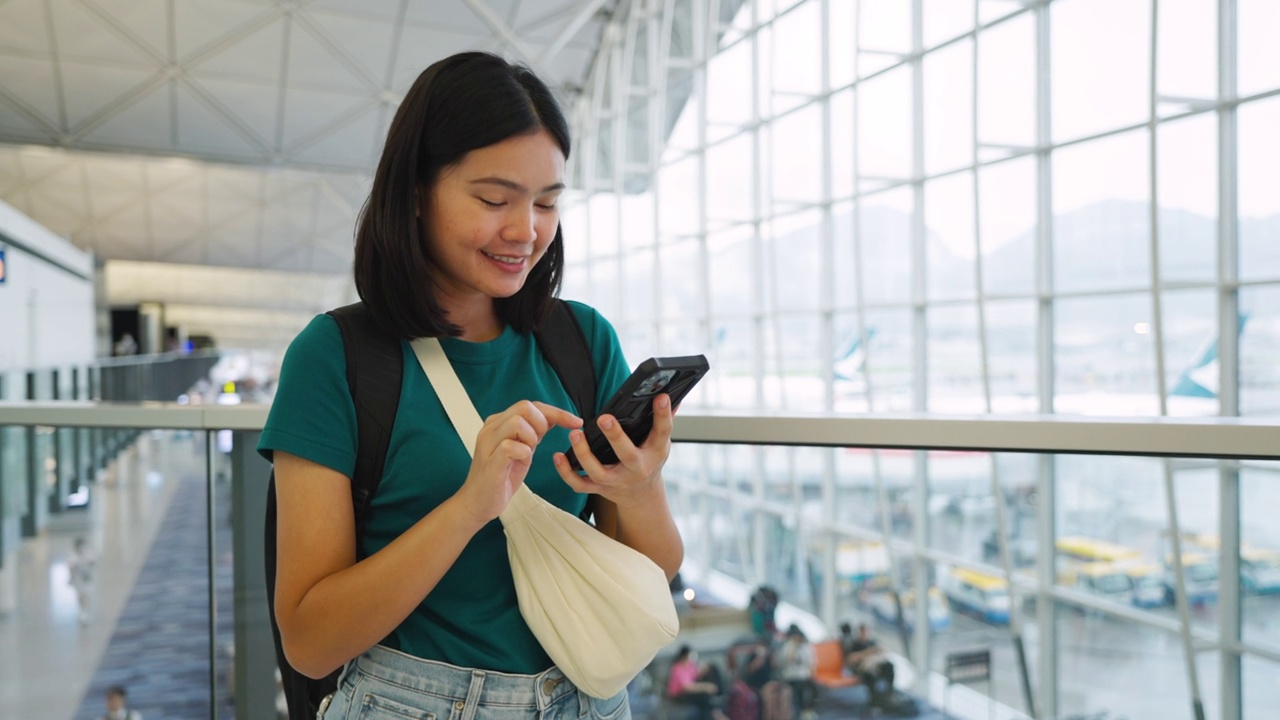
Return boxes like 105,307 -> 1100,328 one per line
0,401 -> 1277,720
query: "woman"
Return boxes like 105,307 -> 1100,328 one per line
260,52 -> 683,719
666,645 -> 727,720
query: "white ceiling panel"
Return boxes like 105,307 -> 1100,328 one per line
175,82 -> 264,158
187,76 -> 278,151
86,0 -> 172,60
305,10 -> 401,85
289,104 -> 381,168
48,0 -> 154,65
0,0 -> 618,341
80,82 -> 173,150
174,0 -> 275,61
190,16 -> 286,84
285,19 -> 374,93
0,0 -> 52,55
60,61 -> 158,131
0,55 -> 62,127
0,99 -> 55,143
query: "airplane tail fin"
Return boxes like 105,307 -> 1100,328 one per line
1169,313 -> 1249,399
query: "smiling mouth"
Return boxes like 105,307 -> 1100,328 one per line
483,251 -> 527,265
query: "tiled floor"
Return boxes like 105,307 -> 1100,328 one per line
0,430 -> 225,720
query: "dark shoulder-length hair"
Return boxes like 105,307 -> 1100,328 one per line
353,51 -> 571,339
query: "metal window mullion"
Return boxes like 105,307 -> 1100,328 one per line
1218,1 -> 1243,718
1033,1 -> 1058,716
611,40 -> 627,326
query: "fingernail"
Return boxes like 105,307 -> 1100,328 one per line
658,395 -> 670,408
600,417 -> 614,430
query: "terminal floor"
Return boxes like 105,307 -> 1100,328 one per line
0,432 -> 236,720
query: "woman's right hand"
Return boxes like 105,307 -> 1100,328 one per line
455,400 -> 582,524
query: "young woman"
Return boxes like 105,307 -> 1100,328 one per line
260,52 -> 683,719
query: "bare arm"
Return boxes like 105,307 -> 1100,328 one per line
274,400 -> 583,678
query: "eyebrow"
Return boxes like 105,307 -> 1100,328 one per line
469,177 -> 565,194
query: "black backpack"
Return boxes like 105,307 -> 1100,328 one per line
263,300 -> 597,720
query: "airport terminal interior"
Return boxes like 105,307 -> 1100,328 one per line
1,0 -> 1279,718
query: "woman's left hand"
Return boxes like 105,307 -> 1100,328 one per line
552,392 -> 674,507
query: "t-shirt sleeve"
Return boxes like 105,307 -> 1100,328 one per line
257,314 -> 359,478
566,300 -> 631,414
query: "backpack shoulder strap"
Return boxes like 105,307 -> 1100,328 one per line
534,299 -> 596,419
327,302 -> 404,555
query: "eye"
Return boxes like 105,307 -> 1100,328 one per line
479,198 -> 505,208
535,202 -> 558,211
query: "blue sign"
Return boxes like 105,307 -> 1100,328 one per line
0,248 -> 6,284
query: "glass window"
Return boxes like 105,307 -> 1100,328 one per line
1157,113 -> 1217,285
707,36 -> 754,142
1245,656 -> 1280,718
593,118 -> 614,188
766,210 -> 822,312
864,307 -> 914,412
831,89 -> 855,199
657,153 -> 700,238
589,256 -> 620,321
658,239 -> 705,320
1051,0 -> 1150,143
1239,0 -> 1280,98
1156,1 -> 1216,107
663,69 -> 699,157
829,0 -> 857,89
1240,285 -> 1280,416
924,39 -> 974,176
1242,463 -> 1280,651
619,184 -> 655,251
1161,290 -> 1218,416
770,104 -> 824,209
923,0 -> 974,48
560,194 -> 589,264
859,187 -> 913,306
927,304 -> 983,413
625,96 -> 649,166
859,0 -> 912,59
767,1 -> 822,115
1052,129 -> 1151,294
982,299 -> 1039,413
1054,294 -> 1158,412
588,194 -> 619,258
978,155 -> 1037,298
925,171 -> 977,302
707,132 -> 756,227
707,319 -> 758,409
977,11 -> 1035,150
621,248 -> 656,323
708,223 -> 757,318
857,65 -> 913,181
1238,97 -> 1280,282
832,201 -> 860,310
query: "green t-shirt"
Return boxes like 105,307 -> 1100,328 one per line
258,301 -> 630,674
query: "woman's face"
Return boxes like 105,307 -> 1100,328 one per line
425,128 -> 565,310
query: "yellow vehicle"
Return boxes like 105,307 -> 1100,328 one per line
1056,536 -> 1143,564
940,568 -> 1010,625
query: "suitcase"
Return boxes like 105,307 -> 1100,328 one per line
726,680 -> 760,720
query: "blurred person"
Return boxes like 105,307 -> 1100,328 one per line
839,622 -> 895,707
68,536 -> 96,625
102,685 -> 141,720
667,645 -> 728,720
777,625 -> 817,720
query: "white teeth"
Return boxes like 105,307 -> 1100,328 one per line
483,251 -> 523,265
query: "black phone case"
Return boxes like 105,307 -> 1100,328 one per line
565,354 -> 709,471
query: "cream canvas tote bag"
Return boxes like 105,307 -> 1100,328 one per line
411,338 -> 680,699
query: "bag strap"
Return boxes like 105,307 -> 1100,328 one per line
536,300 -> 596,419
327,302 -> 403,556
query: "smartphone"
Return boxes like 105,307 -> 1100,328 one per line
565,354 -> 709,471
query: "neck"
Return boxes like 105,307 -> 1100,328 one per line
439,293 -> 502,342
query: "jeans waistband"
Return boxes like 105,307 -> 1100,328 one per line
343,645 -> 580,712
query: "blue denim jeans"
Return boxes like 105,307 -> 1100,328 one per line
319,645 -> 631,720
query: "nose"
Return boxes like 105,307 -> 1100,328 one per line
502,204 -> 537,244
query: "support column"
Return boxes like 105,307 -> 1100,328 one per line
230,430 -> 278,720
